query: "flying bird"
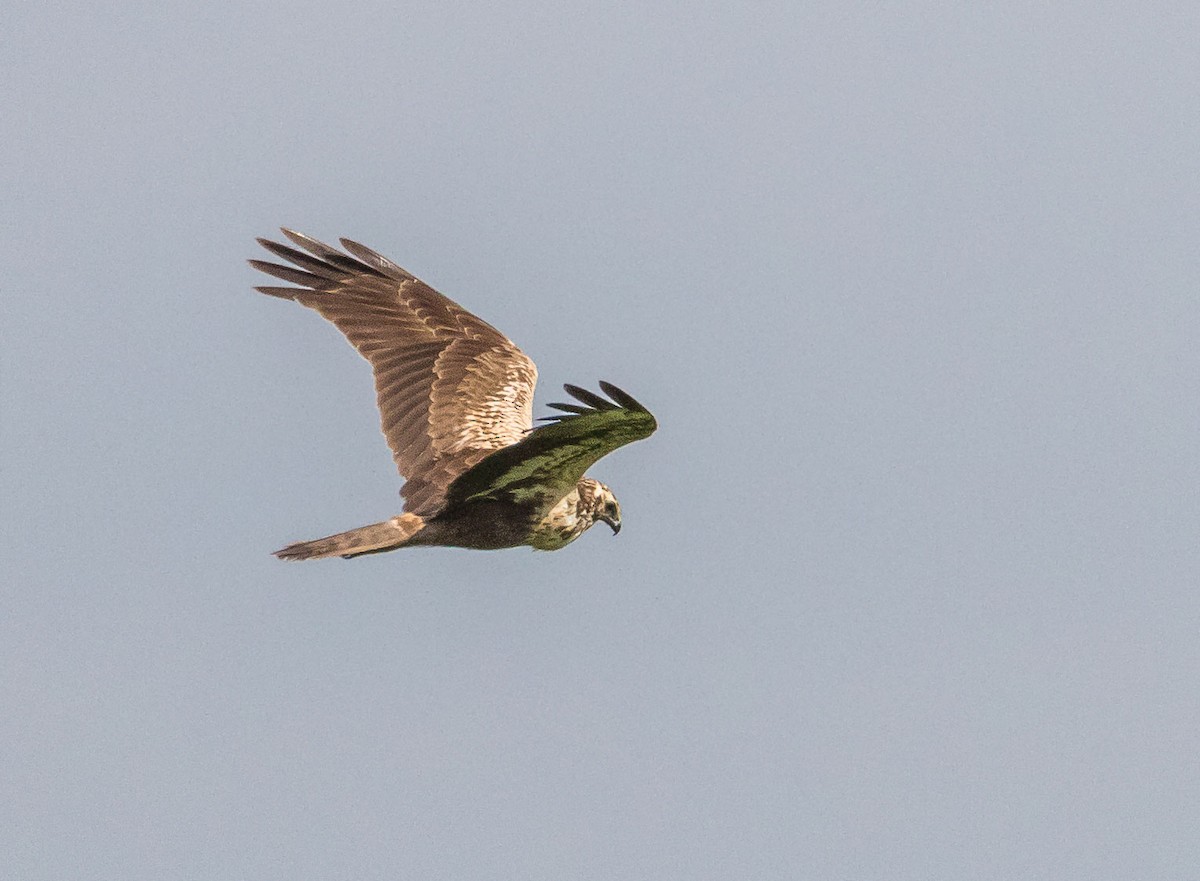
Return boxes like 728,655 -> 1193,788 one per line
250,229 -> 657,560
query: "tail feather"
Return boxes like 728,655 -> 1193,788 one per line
274,513 -> 426,561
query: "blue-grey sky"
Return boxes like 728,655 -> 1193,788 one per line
3,2 -> 1198,879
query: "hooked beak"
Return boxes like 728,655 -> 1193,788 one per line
601,515 -> 621,535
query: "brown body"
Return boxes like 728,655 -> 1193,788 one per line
275,479 -> 619,560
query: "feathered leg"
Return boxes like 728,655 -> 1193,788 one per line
274,513 -> 426,560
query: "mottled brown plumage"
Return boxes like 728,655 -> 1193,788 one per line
252,230 -> 655,560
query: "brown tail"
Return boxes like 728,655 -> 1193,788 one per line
274,513 -> 426,561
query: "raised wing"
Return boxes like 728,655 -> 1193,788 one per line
445,381 -> 657,515
250,229 -> 537,516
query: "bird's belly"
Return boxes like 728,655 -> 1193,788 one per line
421,500 -> 535,550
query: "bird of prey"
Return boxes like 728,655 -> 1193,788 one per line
250,229 -> 657,560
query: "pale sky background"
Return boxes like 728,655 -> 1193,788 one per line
3,2 -> 1198,879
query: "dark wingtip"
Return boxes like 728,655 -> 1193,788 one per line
532,381 -> 654,431
563,384 -> 618,410
540,382 -> 650,423
598,380 -> 647,412
547,402 -> 591,414
251,259 -> 327,288
279,228 -> 341,259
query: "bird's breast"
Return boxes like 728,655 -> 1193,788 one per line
527,492 -> 589,551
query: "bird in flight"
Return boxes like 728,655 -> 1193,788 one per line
250,229 -> 657,560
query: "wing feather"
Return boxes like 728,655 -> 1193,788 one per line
251,230 -> 538,516
597,380 -> 649,411
561,384 -> 618,410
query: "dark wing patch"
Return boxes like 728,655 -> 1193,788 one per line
251,230 -> 538,517
539,381 -> 652,422
446,381 -> 657,517
541,402 -> 592,418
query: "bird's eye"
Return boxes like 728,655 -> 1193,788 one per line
605,502 -> 617,516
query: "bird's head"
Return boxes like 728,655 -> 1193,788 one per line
583,480 -> 622,535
